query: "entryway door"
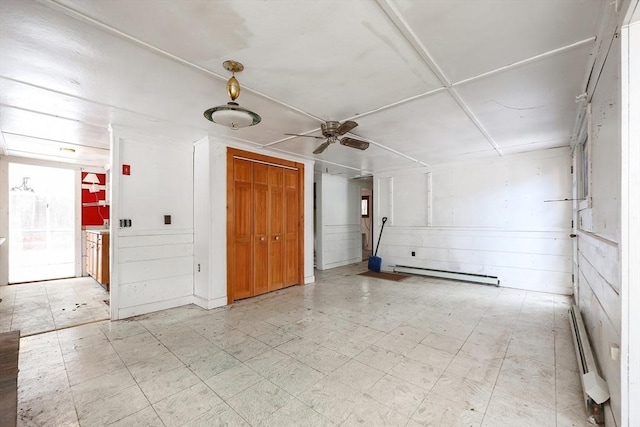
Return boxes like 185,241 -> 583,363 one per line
8,163 -> 76,283
227,148 -> 304,303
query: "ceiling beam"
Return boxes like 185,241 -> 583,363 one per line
452,37 -> 596,88
376,0 -> 504,156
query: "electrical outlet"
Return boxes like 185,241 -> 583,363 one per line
411,251 -> 416,257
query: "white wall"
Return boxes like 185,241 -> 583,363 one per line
574,25 -> 625,425
0,157 -> 8,286
192,137 -> 227,309
375,147 -> 573,294
316,173 -> 362,270
110,127 -> 194,319
621,18 -> 640,427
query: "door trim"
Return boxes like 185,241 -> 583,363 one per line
226,148 -> 304,304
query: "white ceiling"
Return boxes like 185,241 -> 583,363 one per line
0,0 -> 607,176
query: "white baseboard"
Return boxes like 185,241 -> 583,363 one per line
193,295 -> 227,310
117,295 -> 193,319
304,275 -> 315,284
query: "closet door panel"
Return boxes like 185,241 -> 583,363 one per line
253,164 -> 269,296
284,168 -> 299,286
232,159 -> 253,300
268,166 -> 284,291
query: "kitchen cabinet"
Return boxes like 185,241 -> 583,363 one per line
86,230 -> 109,290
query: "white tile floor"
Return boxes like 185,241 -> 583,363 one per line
0,277 -> 110,336
14,262 -> 590,426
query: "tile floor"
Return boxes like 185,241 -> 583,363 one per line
0,277 -> 110,336
14,262 -> 590,426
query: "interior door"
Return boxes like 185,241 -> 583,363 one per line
268,166 -> 284,291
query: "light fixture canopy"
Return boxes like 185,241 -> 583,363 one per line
204,60 -> 261,129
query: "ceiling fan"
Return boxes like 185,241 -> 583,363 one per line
285,120 -> 370,154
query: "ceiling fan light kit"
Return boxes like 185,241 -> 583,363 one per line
204,60 -> 261,129
285,120 -> 370,154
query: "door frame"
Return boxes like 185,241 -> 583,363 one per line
226,148 -> 305,304
3,158 -> 83,284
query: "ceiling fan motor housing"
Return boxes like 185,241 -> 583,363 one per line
321,121 -> 341,138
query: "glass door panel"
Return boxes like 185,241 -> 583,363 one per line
9,163 -> 75,283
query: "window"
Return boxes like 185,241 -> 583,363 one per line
361,196 -> 369,217
577,104 -> 592,210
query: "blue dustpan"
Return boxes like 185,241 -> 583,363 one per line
368,217 -> 388,272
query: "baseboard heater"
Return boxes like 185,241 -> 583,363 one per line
393,265 -> 499,286
569,304 -> 609,425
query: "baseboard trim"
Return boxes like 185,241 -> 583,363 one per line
193,295 -> 227,310
118,295 -> 193,319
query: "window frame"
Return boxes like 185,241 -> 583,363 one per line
577,103 -> 593,211
361,195 -> 370,218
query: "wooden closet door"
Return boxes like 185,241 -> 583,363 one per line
284,168 -> 299,286
231,158 -> 254,300
253,164 -> 269,296
227,148 -> 304,304
268,166 -> 284,291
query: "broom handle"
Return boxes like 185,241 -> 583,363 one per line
374,217 -> 388,257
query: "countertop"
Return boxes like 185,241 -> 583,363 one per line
85,229 -> 110,235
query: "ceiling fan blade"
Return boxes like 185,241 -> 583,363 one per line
335,120 -> 358,135
313,141 -> 332,154
284,133 -> 325,139
340,137 -> 369,151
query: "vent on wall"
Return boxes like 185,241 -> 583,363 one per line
569,304 -> 609,424
393,265 -> 499,286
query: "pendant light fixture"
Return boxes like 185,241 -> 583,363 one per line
204,60 -> 261,129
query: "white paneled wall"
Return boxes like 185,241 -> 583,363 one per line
621,20 -> 640,427
575,30 -> 623,425
375,147 -> 573,294
111,128 -> 194,319
316,173 -> 362,270
192,138 -> 228,309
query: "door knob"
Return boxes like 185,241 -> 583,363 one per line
275,236 -> 280,241
260,237 -> 265,241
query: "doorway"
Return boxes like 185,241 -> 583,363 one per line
360,180 -> 373,261
4,162 -> 109,336
8,163 -> 75,283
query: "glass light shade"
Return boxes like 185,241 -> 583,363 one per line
203,102 -> 261,130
